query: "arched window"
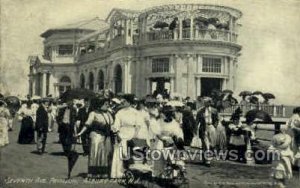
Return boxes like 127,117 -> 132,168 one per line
89,72 -> 94,90
60,76 -> 71,83
114,64 -> 122,93
80,74 -> 85,89
98,70 -> 104,91
59,76 -> 71,94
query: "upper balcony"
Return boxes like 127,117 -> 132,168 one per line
139,4 -> 241,46
140,28 -> 238,45
77,4 -> 242,63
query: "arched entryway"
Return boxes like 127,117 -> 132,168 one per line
114,64 -> 122,93
89,72 -> 94,90
80,74 -> 85,89
98,70 -> 104,91
58,76 -> 71,95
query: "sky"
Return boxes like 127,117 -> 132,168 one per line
0,0 -> 299,105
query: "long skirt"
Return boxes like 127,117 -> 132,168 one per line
216,123 -> 227,150
151,139 -> 164,177
206,124 -> 217,149
88,132 -> 112,176
0,117 -> 9,146
18,116 -> 35,144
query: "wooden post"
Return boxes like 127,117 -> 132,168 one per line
273,105 -> 277,117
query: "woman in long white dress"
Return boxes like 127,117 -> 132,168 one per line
76,98 -> 114,178
145,99 -> 164,177
0,100 -> 10,147
159,105 -> 185,175
110,95 -> 149,178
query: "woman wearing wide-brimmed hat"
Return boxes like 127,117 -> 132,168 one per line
269,133 -> 294,188
145,98 -> 164,177
76,97 -> 114,178
110,94 -> 150,178
0,100 -> 10,147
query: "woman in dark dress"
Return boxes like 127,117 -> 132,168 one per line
17,101 -> 35,144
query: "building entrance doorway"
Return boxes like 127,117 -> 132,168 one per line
201,78 -> 222,97
151,77 -> 170,97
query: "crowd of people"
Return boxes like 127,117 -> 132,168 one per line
0,92 -> 299,187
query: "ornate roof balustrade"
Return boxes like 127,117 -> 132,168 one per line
139,28 -> 238,44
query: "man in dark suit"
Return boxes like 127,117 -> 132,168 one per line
35,100 -> 50,154
196,97 -> 219,166
56,100 -> 77,155
76,98 -> 91,156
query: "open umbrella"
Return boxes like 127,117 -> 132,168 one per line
245,109 -> 273,124
222,89 -> 233,94
60,88 -> 96,103
252,91 -> 263,95
5,96 -> 21,107
293,107 -> 300,114
262,93 -> 275,99
239,91 -> 252,97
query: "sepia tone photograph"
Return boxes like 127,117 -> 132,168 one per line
0,0 -> 300,187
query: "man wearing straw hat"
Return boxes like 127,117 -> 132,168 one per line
195,97 -> 218,166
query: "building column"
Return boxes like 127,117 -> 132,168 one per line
49,73 -> 54,97
229,16 -> 233,41
41,72 -> 47,97
124,59 -> 132,93
125,19 -> 129,45
190,16 -> 194,40
222,79 -> 227,90
146,78 -> 150,95
175,55 -> 184,94
227,57 -> 234,90
170,77 -> 175,95
196,77 -> 201,97
187,54 -> 196,99
135,58 -> 140,96
94,69 -> 98,92
178,18 -> 183,40
31,75 -> 36,96
197,55 -> 202,73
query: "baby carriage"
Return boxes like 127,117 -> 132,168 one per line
118,138 -> 153,187
156,136 -> 189,188
120,137 -> 189,188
